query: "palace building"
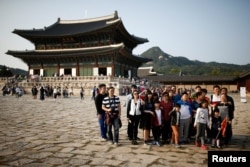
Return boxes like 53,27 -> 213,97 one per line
7,11 -> 150,79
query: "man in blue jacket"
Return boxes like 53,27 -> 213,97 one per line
177,92 -> 193,144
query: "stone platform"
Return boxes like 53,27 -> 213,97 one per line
0,94 -> 249,167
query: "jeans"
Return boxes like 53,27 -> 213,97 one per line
98,113 -> 107,139
196,123 -> 206,145
108,116 -> 120,143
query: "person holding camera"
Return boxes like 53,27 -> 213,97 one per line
102,87 -> 121,146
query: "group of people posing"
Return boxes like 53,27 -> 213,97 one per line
96,84 -> 235,149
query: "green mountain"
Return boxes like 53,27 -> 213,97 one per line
0,65 -> 27,77
140,46 -> 250,76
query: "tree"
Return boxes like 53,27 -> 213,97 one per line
0,66 -> 13,77
210,68 -> 221,76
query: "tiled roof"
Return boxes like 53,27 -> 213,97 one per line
14,17 -> 118,37
6,43 -> 151,64
239,70 -> 250,78
7,43 -> 125,57
12,11 -> 148,44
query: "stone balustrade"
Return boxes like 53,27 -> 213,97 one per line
0,76 -> 139,96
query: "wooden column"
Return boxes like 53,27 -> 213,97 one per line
112,56 -> 115,77
27,63 -> 30,77
57,62 -> 60,76
76,59 -> 79,76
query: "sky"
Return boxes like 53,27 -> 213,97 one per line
1,0 -> 250,70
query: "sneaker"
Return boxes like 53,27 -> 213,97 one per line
217,145 -> 222,149
156,141 -> 162,147
114,142 -> 118,146
175,144 -> 181,148
201,145 -> 208,150
108,141 -> 113,145
151,141 -> 156,145
101,138 -> 108,141
195,141 -> 201,147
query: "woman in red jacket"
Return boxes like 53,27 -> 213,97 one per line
160,92 -> 173,144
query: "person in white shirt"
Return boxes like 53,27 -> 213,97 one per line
125,85 -> 138,140
53,86 -> 58,99
210,85 -> 221,111
127,90 -> 142,145
194,100 -> 210,150
208,85 -> 221,144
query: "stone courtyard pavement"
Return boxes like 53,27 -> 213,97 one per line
0,94 -> 249,167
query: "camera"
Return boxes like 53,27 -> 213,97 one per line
111,106 -> 116,113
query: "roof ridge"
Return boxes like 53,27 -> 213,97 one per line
13,11 -> 119,32
58,11 -> 118,24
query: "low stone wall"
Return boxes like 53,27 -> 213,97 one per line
0,76 -> 136,96
1,76 -> 239,95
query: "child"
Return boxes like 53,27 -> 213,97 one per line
169,104 -> 181,148
151,100 -> 163,147
194,100 -> 210,150
211,108 -> 222,148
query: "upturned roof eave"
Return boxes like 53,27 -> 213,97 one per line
6,43 -> 125,56
13,20 -> 119,38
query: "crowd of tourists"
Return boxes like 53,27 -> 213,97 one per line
2,84 -> 25,98
2,82 -> 235,150
30,85 -> 75,100
95,84 -> 235,149
2,83 -> 83,101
